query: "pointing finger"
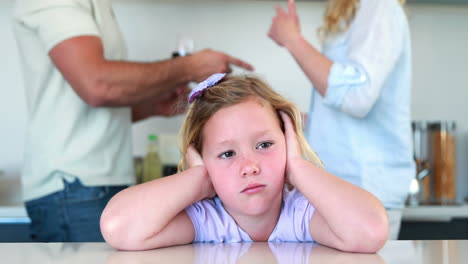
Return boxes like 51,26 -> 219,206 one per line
228,56 -> 254,71
275,6 -> 287,17
288,0 -> 297,17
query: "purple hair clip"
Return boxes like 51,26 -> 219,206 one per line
188,73 -> 226,103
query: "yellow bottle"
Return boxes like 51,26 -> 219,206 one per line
143,134 -> 162,182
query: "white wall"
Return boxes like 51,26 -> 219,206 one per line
408,4 -> 468,202
1,0 -> 467,199
0,0 -> 26,178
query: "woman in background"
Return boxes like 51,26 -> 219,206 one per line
268,0 -> 415,239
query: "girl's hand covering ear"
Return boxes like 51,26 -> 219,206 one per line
185,145 -> 216,199
280,111 -> 303,186
186,144 -> 204,169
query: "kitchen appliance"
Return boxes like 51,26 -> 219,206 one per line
409,121 -> 457,206
429,121 -> 457,204
410,121 -> 431,206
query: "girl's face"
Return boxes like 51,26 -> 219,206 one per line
201,98 -> 286,218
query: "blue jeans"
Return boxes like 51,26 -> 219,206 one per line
25,178 -> 127,242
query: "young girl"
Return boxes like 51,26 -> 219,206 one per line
100,74 -> 388,253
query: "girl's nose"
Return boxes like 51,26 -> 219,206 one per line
241,158 -> 260,177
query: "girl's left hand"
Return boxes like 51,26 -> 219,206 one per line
280,111 -> 303,186
268,0 -> 302,47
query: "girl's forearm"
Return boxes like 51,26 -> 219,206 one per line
290,159 -> 388,244
100,166 -> 207,245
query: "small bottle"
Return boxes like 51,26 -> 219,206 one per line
172,36 -> 196,91
172,36 -> 194,58
143,134 -> 162,182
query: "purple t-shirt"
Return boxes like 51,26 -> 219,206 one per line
185,187 -> 315,242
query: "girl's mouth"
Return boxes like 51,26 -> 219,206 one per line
241,183 -> 266,194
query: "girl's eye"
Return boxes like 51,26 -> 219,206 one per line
257,141 -> 273,149
219,151 -> 236,159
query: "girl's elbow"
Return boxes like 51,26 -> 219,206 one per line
100,213 -> 137,250
100,215 -> 125,249
100,215 -> 165,251
339,214 -> 388,253
362,223 -> 388,253
340,231 -> 387,253
354,215 -> 389,253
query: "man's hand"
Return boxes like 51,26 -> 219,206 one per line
152,84 -> 188,117
131,85 -> 188,122
189,49 -> 254,82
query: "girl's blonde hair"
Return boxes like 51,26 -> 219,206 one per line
178,75 -> 323,171
319,0 -> 406,38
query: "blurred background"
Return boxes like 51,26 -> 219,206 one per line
0,0 -> 467,240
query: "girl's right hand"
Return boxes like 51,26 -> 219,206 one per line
185,144 -> 204,169
185,145 -> 216,199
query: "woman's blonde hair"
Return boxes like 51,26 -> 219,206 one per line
178,75 -> 323,171
319,0 -> 406,38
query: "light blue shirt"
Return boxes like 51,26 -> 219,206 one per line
306,0 -> 415,209
185,187 -> 315,243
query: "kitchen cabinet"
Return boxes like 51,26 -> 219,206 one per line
0,175 -> 32,242
0,223 -> 32,242
399,205 -> 468,239
400,219 -> 468,239
0,206 -> 31,242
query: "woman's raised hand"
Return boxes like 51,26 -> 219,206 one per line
268,0 -> 302,47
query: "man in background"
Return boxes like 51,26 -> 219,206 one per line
13,0 -> 253,242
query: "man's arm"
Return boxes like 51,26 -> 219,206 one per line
50,36 -> 253,108
131,85 -> 188,122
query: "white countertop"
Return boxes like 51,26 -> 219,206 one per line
2,240 -> 468,264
